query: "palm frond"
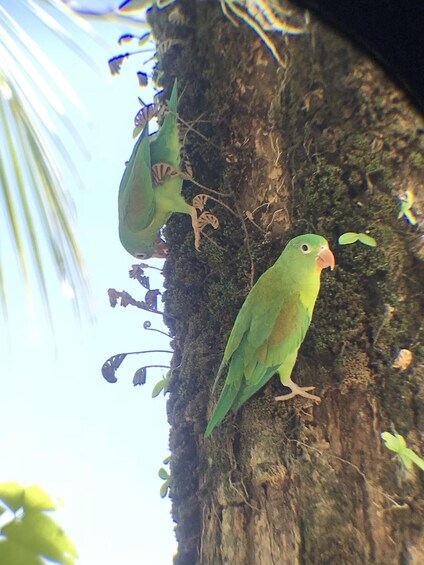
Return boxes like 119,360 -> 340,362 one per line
0,0 -> 94,319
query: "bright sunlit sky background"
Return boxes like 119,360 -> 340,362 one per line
1,1 -> 176,563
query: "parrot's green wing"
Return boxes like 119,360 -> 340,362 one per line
150,79 -> 180,168
119,127 -> 155,232
212,268 -> 282,391
148,79 -> 198,233
231,301 -> 311,411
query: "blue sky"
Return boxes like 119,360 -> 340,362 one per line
1,2 -> 177,563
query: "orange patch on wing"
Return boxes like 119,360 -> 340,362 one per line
256,343 -> 268,363
255,300 -> 298,364
269,300 -> 298,346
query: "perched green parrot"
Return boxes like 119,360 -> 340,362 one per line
204,234 -> 335,437
118,80 -> 219,259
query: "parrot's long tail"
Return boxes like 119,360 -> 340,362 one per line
205,345 -> 244,438
211,361 -> 226,394
204,383 -> 238,438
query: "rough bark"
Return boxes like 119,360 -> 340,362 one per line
148,2 -> 424,564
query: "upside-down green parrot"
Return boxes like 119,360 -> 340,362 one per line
118,80 -> 218,259
204,234 -> 335,438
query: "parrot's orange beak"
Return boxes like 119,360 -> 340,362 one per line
152,238 -> 168,259
316,246 -> 335,271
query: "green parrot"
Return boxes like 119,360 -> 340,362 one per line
204,234 -> 335,438
118,80 -> 219,259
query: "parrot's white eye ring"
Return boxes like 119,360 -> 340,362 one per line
300,243 -> 311,254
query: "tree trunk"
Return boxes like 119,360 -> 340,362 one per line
148,2 -> 424,564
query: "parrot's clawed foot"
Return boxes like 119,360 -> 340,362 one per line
275,380 -> 321,403
151,163 -> 179,185
193,194 -> 209,211
198,212 -> 220,231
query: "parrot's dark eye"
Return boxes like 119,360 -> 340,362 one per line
300,243 -> 311,254
136,253 -> 147,259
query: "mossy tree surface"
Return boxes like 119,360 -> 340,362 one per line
148,2 -> 424,564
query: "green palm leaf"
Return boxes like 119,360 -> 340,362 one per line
0,0 -> 93,318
